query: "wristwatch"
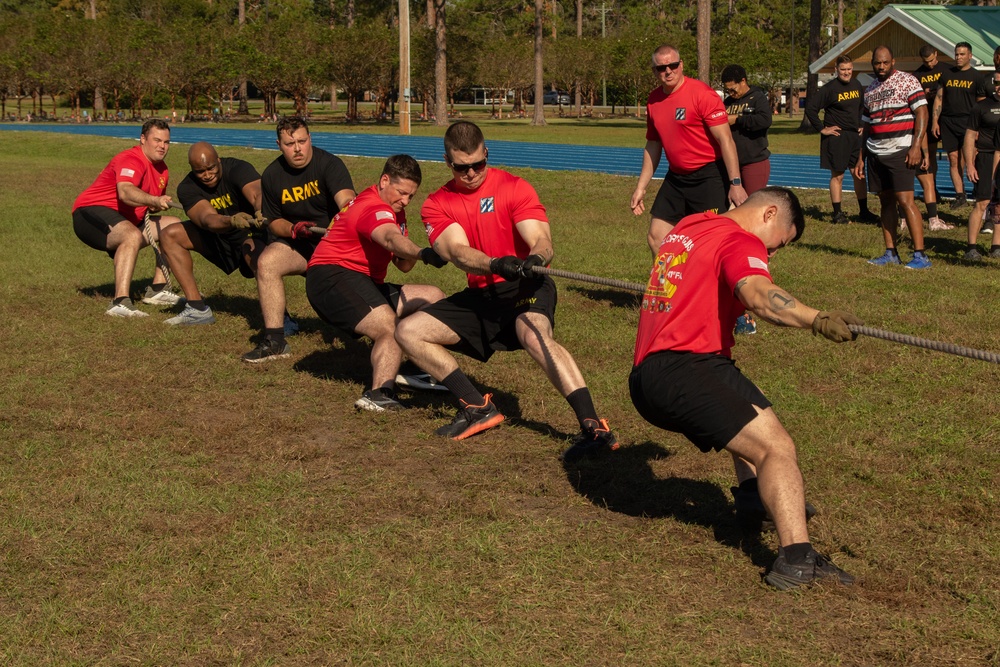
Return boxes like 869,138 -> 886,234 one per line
730,178 -> 742,187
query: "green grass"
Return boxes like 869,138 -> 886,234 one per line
0,131 -> 998,665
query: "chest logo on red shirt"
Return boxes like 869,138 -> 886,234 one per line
675,108 -> 687,121
480,197 -> 494,214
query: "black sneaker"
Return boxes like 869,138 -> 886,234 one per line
764,549 -> 855,590
731,486 -> 817,533
561,418 -> 621,462
355,388 -> 404,412
964,248 -> 983,262
242,338 -> 291,363
858,210 -> 880,225
949,194 -> 968,210
990,247 -> 1000,259
983,219 -> 995,235
831,211 -> 849,225
435,393 -> 505,440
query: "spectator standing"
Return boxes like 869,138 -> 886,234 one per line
912,45 -> 954,231
721,64 -> 772,195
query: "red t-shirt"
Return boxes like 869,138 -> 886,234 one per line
72,145 -> 169,224
633,212 -> 772,364
422,168 -> 548,289
308,185 -> 406,284
645,78 -> 729,175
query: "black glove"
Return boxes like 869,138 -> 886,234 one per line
811,310 -> 863,342
519,253 -> 546,278
419,247 -> 447,268
489,255 -> 523,281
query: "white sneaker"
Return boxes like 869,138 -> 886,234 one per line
165,304 -> 215,325
928,216 -> 954,231
106,302 -> 149,318
142,286 -> 183,306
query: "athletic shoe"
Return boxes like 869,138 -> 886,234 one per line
734,313 -> 757,335
106,302 -> 149,318
283,312 -> 299,337
949,194 -> 968,210
990,247 -> 1000,259
963,248 -> 983,262
831,211 -> 849,225
731,486 -> 818,533
928,216 -> 954,231
395,372 -> 449,392
164,304 -> 215,326
982,219 -> 995,235
764,549 -> 855,591
141,285 -> 183,306
355,388 -> 404,413
561,418 -> 621,462
868,250 -> 900,266
435,393 -> 505,440
858,210 -> 880,225
242,338 -> 291,363
904,252 -> 932,270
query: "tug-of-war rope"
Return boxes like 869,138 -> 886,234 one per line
528,266 -> 1000,366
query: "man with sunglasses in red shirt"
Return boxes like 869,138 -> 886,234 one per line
630,44 -> 748,257
395,121 -> 619,459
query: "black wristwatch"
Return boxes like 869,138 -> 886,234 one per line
730,178 -> 742,187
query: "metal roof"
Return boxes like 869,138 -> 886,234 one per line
809,4 -> 1000,74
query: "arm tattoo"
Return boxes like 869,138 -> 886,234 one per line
767,289 -> 796,311
734,277 -> 748,295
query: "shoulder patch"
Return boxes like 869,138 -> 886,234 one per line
748,256 -> 768,271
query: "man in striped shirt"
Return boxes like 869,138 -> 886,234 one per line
853,45 -> 932,270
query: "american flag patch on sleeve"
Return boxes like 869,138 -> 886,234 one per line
748,257 -> 768,271
120,168 -> 135,177
375,210 -> 394,221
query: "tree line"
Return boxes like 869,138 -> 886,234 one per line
0,0 -> 890,124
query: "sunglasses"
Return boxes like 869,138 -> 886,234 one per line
654,61 -> 682,73
449,156 -> 488,173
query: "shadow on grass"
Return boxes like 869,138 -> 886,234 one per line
565,285 -> 641,309
562,441 -> 774,567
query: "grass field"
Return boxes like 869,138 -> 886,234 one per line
1,131 -> 999,666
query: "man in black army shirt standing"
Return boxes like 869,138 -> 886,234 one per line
912,45 -> 954,230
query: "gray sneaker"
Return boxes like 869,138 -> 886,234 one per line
964,248 -> 983,262
765,549 -> 855,590
990,247 -> 1000,259
242,339 -> 291,363
106,301 -> 149,318
355,388 -> 405,412
165,304 -> 215,325
142,285 -> 183,306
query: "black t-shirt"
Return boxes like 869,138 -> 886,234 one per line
177,157 -> 261,243
969,96 -> 1000,151
804,77 -> 864,132
261,147 -> 354,227
723,85 -> 772,165
912,61 -> 952,104
939,67 -> 987,119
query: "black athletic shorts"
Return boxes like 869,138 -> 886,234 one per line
267,233 -> 322,262
628,351 -> 771,453
867,148 -> 916,194
973,151 -> 996,201
650,161 -> 729,224
422,276 -> 557,362
72,206 -> 128,257
820,130 -> 862,173
917,138 -> 939,176
939,116 -> 968,154
193,225 -> 265,278
305,264 -> 400,337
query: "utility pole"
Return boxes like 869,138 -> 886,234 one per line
399,0 -> 411,134
598,2 -> 611,108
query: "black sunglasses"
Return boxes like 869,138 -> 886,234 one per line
449,156 -> 488,173
654,61 -> 682,73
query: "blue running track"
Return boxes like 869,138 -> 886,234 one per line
1,123 -> 958,196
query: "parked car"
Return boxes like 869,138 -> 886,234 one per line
542,90 -> 571,105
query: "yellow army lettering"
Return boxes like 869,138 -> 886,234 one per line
281,179 -> 321,204
837,90 -> 860,102
946,79 -> 974,89
210,193 -> 233,211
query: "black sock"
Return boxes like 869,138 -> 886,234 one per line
783,542 -> 813,564
113,296 -> 132,307
151,282 -> 166,292
441,369 -> 483,406
927,202 -> 938,218
566,387 -> 598,428
857,198 -> 869,213
264,327 -> 285,346
968,244 -> 979,252
832,202 -> 842,214
738,478 -> 759,495
188,300 -> 207,311
992,245 -> 1000,251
